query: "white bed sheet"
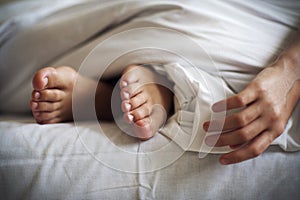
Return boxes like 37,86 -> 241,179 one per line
1,115 -> 300,200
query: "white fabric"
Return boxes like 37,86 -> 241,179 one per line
1,0 -> 299,153
1,0 -> 300,199
1,116 -> 300,199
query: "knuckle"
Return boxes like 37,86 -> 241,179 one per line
255,83 -> 265,94
269,107 -> 281,121
249,146 -> 262,158
252,81 -> 266,94
234,114 -> 247,127
243,112 -> 253,124
235,95 -> 247,106
264,99 -> 275,109
270,115 -> 279,122
238,129 -> 251,142
275,122 -> 286,135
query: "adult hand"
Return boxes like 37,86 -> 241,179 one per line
204,57 -> 300,165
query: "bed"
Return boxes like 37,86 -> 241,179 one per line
1,1 -> 300,199
1,115 -> 300,199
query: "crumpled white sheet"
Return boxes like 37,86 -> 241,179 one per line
1,116 -> 300,199
151,63 -> 296,153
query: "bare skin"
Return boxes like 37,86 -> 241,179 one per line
119,65 -> 173,140
30,64 -> 173,141
30,66 -> 114,124
204,30 -> 300,165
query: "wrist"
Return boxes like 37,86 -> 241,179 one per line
276,50 -> 300,83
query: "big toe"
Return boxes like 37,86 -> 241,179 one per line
32,66 -> 76,90
32,67 -> 55,90
119,65 -> 140,88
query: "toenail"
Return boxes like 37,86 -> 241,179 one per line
34,92 -> 40,99
121,81 -> 128,87
123,92 -> 130,99
43,77 -> 48,86
124,103 -> 131,111
128,114 -> 134,122
32,102 -> 38,109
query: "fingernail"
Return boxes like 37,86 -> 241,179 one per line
121,81 -> 128,88
220,158 -> 230,165
123,92 -> 130,99
32,102 -> 38,109
34,92 -> 40,99
205,135 -> 218,146
203,121 -> 209,131
124,102 -> 131,111
43,77 -> 48,87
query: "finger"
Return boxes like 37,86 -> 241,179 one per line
204,102 -> 261,132
212,84 -> 258,112
205,116 -> 267,147
219,130 -> 275,165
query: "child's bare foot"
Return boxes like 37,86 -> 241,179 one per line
119,65 -> 173,140
30,66 -> 77,124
